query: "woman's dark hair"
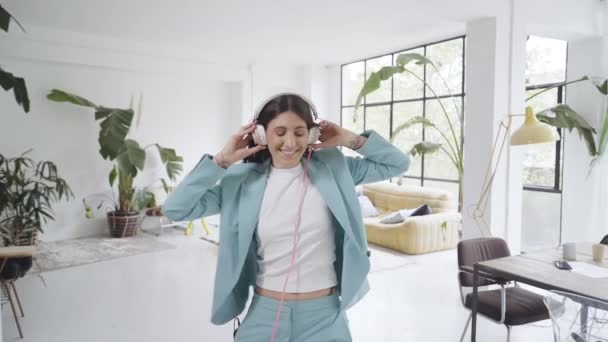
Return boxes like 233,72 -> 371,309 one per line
244,94 -> 317,163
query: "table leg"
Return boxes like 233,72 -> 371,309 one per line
580,304 -> 588,337
471,263 -> 479,342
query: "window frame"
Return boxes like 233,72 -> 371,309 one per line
522,83 -> 566,193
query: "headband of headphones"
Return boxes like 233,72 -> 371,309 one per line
250,92 -> 321,146
251,92 -> 319,124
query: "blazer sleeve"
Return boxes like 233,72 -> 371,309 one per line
161,154 -> 225,222
345,130 -> 410,186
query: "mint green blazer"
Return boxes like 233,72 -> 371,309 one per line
162,130 -> 409,324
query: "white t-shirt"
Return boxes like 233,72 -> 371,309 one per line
255,163 -> 337,293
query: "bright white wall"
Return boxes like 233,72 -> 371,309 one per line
0,55 -> 244,242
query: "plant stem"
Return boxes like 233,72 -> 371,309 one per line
525,77 -> 588,102
393,120 -> 460,170
405,69 -> 464,172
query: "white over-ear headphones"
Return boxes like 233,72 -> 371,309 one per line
251,93 -> 321,146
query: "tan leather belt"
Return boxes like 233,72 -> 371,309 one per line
255,286 -> 337,301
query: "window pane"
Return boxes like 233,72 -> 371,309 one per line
522,89 -> 559,188
423,180 -> 460,203
365,55 -> 393,104
365,105 -> 391,140
393,101 -> 423,177
342,62 -> 365,106
425,38 -> 464,96
393,47 -> 424,101
521,190 -> 561,251
341,107 -> 364,134
526,36 -> 567,86
423,98 -> 462,180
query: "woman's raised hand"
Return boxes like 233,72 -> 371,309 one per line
310,120 -> 367,150
214,122 -> 266,168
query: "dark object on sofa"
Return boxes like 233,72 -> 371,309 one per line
601,234 -> 608,245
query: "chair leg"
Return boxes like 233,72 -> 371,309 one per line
3,282 -> 23,339
505,325 -> 511,342
10,281 -> 24,317
460,313 -> 472,342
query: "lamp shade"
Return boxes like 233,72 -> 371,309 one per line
510,106 -> 560,145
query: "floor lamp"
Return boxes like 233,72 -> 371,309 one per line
471,106 -> 560,237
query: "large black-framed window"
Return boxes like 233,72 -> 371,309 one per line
340,36 -> 465,198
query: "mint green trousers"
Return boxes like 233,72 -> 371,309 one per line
234,293 -> 352,342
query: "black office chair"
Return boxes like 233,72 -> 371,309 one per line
457,238 -> 550,342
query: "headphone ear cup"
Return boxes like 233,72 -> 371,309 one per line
308,126 -> 320,145
252,125 -> 267,145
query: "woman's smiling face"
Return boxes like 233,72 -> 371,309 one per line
266,111 -> 309,168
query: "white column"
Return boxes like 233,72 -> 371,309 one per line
462,0 -> 527,253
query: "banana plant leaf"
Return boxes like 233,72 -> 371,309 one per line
390,116 -> 435,143
96,107 -> 134,160
395,53 -> 433,68
591,110 -> 608,169
0,67 -> 30,112
410,141 -> 442,157
47,89 -> 97,108
116,139 -> 145,178
156,145 -> 183,181
354,53 -> 433,114
0,5 -> 11,32
537,104 -> 597,156
353,65 -> 403,113
591,78 -> 608,95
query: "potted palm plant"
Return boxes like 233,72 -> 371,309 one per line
0,150 -> 73,246
46,89 -> 184,237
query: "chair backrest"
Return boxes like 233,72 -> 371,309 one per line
457,238 -> 510,287
544,290 -> 608,342
362,181 -> 457,214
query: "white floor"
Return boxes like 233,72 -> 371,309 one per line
2,228 -> 554,342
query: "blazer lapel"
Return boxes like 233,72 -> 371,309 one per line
308,158 -> 358,247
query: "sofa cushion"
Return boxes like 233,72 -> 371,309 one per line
379,204 -> 432,224
358,195 -> 379,218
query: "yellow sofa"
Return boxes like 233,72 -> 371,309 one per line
362,182 -> 461,254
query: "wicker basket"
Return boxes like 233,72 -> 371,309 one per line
107,211 -> 142,238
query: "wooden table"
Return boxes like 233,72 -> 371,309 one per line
470,242 -> 608,342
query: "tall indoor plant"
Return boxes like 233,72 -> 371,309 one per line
355,53 -> 465,206
47,89 -> 184,237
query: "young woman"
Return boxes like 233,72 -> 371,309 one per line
161,93 -> 409,341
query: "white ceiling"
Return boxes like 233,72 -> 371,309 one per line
1,0 -> 520,65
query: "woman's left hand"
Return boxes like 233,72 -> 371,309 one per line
310,120 -> 367,150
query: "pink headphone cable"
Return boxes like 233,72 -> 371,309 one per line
269,148 -> 314,342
